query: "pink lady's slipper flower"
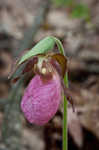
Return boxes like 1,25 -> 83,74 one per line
10,53 -> 74,125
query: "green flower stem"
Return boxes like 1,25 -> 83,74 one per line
63,73 -> 68,150
52,37 -> 68,150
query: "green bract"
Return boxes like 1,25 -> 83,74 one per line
18,36 -> 55,65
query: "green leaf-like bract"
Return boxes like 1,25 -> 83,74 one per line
18,37 -> 55,65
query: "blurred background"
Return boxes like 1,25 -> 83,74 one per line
0,0 -> 99,150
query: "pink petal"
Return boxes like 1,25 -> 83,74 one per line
21,74 -> 62,125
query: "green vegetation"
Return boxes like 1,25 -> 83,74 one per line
52,0 -> 90,21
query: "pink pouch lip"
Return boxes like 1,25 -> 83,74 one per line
21,74 -> 62,125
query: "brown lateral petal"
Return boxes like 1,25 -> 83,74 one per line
11,57 -> 38,84
22,57 -> 38,74
8,49 -> 39,82
50,59 -> 63,77
51,53 -> 68,78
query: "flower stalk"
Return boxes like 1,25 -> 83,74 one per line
63,73 -> 68,150
52,36 -> 68,150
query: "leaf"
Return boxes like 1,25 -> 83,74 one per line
18,37 -> 55,66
